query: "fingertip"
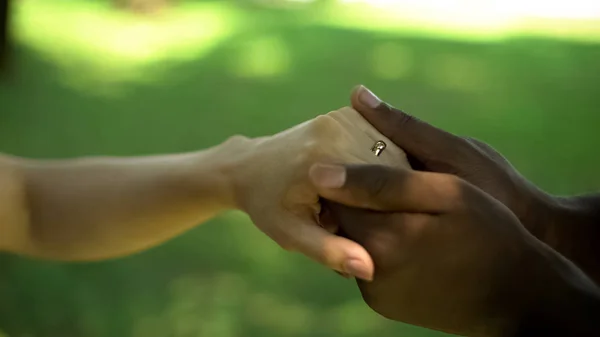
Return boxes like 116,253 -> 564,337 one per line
339,241 -> 375,281
344,258 -> 374,282
308,228 -> 374,281
354,85 -> 383,109
350,84 -> 364,108
288,215 -> 374,281
309,163 -> 346,189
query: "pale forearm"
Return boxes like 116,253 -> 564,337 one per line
0,138 -> 244,261
0,107 -> 396,277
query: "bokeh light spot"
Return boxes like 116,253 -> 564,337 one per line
371,42 -> 414,79
425,54 -> 488,92
246,292 -> 315,334
14,0 -> 239,91
231,36 -> 292,78
330,300 -> 385,335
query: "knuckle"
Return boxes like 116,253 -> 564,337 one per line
390,108 -> 419,131
311,114 -> 337,135
401,214 -> 429,243
362,214 -> 411,265
303,115 -> 343,158
301,143 -> 330,167
364,167 -> 393,199
350,166 -> 410,209
302,139 -> 323,158
224,134 -> 251,145
363,229 -> 397,262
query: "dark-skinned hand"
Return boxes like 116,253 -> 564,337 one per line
348,85 -> 600,283
348,85 -> 553,240
310,163 -> 598,337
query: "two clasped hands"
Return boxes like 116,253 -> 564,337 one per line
1,86 -> 599,336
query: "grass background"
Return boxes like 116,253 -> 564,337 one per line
0,1 -> 599,336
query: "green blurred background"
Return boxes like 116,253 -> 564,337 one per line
0,0 -> 599,336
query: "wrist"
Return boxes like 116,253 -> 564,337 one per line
206,135 -> 262,211
184,135 -> 259,212
516,183 -> 560,241
553,195 -> 600,230
521,186 -> 599,244
507,241 -> 600,337
543,194 -> 600,281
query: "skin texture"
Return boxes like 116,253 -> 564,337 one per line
0,106 -> 406,280
231,107 -> 410,278
312,163 -> 600,337
349,85 -> 600,284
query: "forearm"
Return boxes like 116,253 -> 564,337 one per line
0,137 -> 249,261
539,193 -> 600,283
512,288 -> 600,337
509,242 -> 600,337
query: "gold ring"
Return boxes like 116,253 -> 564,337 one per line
371,140 -> 386,156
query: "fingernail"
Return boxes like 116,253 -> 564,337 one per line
309,164 -> 346,188
344,259 -> 373,281
358,85 -> 382,109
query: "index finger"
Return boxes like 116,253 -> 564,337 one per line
350,85 -> 463,163
310,163 -> 464,213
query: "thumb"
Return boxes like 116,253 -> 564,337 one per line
283,214 -> 374,281
309,163 -> 460,213
350,85 -> 462,164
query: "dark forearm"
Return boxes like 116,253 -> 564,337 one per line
540,193 -> 600,283
513,288 -> 600,337
509,241 -> 600,337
